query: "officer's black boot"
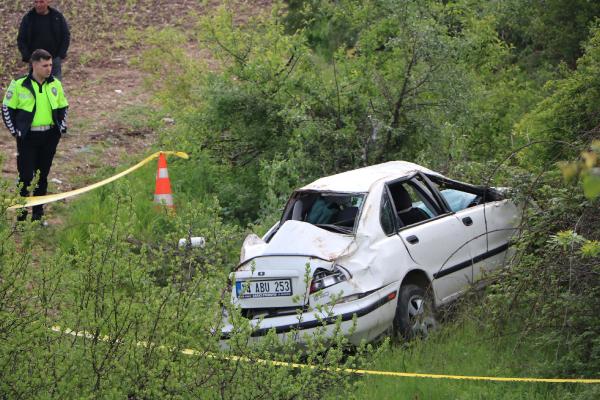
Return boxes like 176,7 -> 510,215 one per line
31,205 -> 43,222
16,209 -> 28,222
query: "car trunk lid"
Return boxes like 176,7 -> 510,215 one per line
244,220 -> 356,262
233,221 -> 357,309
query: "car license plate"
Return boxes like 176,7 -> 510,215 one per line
236,279 -> 292,299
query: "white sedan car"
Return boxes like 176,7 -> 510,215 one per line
221,161 -> 520,345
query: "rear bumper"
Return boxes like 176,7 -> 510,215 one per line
221,283 -> 399,346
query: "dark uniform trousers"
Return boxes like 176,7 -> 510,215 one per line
16,127 -> 60,217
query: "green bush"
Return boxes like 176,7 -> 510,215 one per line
516,25 -> 600,166
0,178 -> 376,398
485,171 -> 600,379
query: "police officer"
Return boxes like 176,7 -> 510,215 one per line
2,48 -> 68,222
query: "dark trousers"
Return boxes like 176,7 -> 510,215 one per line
16,129 -> 60,217
52,57 -> 62,81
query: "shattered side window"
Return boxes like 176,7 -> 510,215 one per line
426,175 -> 489,211
440,189 -> 478,212
284,192 -> 365,234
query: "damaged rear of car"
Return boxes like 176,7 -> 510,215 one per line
224,190 -> 398,344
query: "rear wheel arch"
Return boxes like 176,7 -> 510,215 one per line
400,269 -> 431,292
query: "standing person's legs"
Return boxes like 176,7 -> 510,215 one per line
51,57 -> 62,81
16,135 -> 41,221
31,129 -> 60,219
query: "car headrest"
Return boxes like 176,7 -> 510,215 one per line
394,186 -> 413,213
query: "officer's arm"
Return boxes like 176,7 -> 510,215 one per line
58,15 -> 70,59
56,83 -> 69,134
2,82 -> 20,137
17,17 -> 30,62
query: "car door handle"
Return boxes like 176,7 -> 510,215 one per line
462,217 -> 473,226
406,235 -> 419,244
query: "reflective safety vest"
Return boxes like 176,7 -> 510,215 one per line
2,74 -> 68,138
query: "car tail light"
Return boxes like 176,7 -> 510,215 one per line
310,265 -> 350,294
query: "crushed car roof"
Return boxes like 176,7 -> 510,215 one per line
300,161 -> 441,192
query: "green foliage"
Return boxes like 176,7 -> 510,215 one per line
549,229 -> 588,251
488,0 -> 600,69
136,13 -> 312,222
140,0 -> 541,227
485,172 -> 600,379
282,0 -> 360,58
516,26 -> 600,166
559,140 -> 600,200
580,240 -> 600,258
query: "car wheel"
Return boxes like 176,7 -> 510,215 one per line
393,284 -> 438,340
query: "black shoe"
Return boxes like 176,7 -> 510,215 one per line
31,214 -> 49,227
31,213 -> 44,222
17,210 -> 28,222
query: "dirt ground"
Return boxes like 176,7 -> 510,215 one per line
0,0 -> 271,197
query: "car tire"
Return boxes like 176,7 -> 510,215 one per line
393,284 -> 438,340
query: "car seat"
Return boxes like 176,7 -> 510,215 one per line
333,206 -> 358,227
394,185 -> 429,226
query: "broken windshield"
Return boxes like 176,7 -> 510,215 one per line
281,191 -> 365,234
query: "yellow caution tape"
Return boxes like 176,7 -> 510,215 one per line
8,151 -> 189,209
50,325 -> 600,384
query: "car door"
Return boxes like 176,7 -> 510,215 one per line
478,196 -> 520,276
386,175 -> 476,304
430,182 -> 489,284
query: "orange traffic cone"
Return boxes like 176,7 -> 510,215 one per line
154,153 -> 174,208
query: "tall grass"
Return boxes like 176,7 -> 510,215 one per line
48,153 -> 243,251
351,317 -> 585,399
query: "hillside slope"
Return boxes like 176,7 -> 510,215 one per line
0,0 -> 270,206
